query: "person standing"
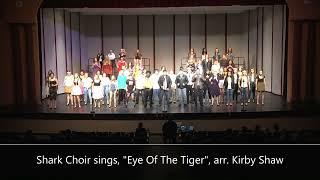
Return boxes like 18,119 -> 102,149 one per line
97,50 -> 104,68
224,71 -> 235,106
109,75 -> 118,108
151,69 -> 161,105
211,59 -> 220,74
201,48 -> 211,75
233,68 -> 239,103
102,58 -> 112,78
175,67 -> 188,106
143,71 -> 153,108
169,70 -> 177,104
203,70 -> 212,103
248,68 -> 256,103
158,69 -> 172,108
187,48 -> 196,69
135,49 -> 142,61
72,73 -> 82,108
92,74 -> 103,108
101,73 -> 110,106
48,72 -> 58,109
135,70 -> 145,106
117,57 -> 127,75
92,58 -> 101,77
64,70 -> 74,106
108,50 -> 116,75
256,70 -> 266,105
218,68 -> 225,104
209,72 -> 220,106
186,68 -> 194,104
239,70 -> 250,106
119,48 -> 126,59
82,72 -> 93,105
227,47 -> 234,61
213,48 -> 221,61
45,70 -> 53,106
126,74 -> 135,105
192,69 -> 205,107
117,70 -> 127,106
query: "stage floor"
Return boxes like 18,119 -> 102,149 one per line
0,93 -> 298,120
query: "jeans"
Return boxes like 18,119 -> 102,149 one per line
226,89 -> 233,104
83,87 -> 92,105
103,85 -> 109,104
241,87 -> 248,103
153,89 -> 160,104
177,88 -> 187,105
249,82 -> 256,100
160,90 -> 169,107
169,88 -> 176,103
233,83 -> 239,101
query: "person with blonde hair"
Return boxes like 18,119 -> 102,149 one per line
71,73 -> 82,108
109,75 -> 118,108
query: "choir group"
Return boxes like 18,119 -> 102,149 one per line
45,48 -> 266,110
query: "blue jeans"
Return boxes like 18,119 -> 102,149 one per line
153,89 -> 160,104
226,89 -> 233,104
241,87 -> 248,103
160,90 -> 169,107
84,87 -> 92,105
177,88 -> 187,105
103,85 -> 109,104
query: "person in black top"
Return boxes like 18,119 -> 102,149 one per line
134,122 -> 148,144
97,50 -> 104,68
119,48 -> 126,59
192,68 -> 205,107
48,72 -> 58,109
162,116 -> 178,144
158,69 -> 172,107
175,67 -> 188,106
203,70 -> 212,103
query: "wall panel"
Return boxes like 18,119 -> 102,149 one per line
70,12 -> 80,73
263,6 -> 273,92
103,16 -> 122,58
227,12 -> 248,69
175,14 -> 189,71
83,15 -> 102,72
272,5 -> 284,95
123,15 -> 138,59
257,8 -> 263,71
64,11 -> 72,73
54,9 -> 67,93
191,14 -> 205,56
40,9 -> 46,98
248,9 -> 258,70
207,14 -> 225,55
155,15 -> 173,71
139,15 -> 154,71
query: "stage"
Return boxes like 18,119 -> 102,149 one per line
0,92 -> 302,120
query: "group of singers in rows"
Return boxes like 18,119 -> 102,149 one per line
45,48 -> 266,110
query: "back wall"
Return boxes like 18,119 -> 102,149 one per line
39,6 -> 286,97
